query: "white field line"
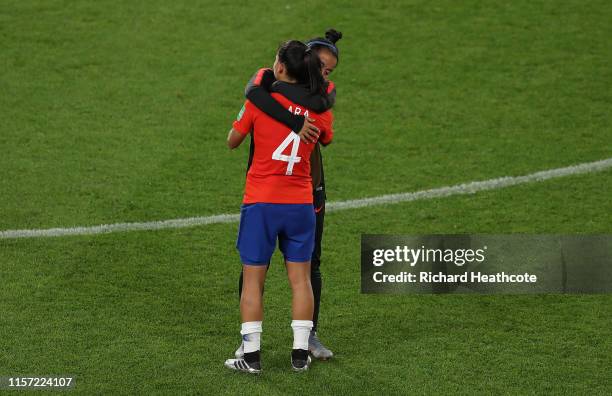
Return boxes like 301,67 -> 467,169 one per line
2,158 -> 612,239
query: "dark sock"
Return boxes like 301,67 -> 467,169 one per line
311,264 -> 322,332
291,349 -> 308,361
244,350 -> 260,365
238,270 -> 244,301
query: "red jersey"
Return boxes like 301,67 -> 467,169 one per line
232,93 -> 333,204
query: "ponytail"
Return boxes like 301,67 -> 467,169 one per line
277,40 -> 328,97
304,48 -> 326,96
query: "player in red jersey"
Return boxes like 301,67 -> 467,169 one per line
235,29 -> 342,361
224,40 -> 333,373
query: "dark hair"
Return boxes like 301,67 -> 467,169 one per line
277,40 -> 327,96
306,28 -> 343,62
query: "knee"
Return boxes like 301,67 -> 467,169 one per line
241,282 -> 263,297
289,275 -> 311,292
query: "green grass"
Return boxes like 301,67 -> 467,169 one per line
1,0 -> 611,394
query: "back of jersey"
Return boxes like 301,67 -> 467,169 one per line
232,93 -> 333,204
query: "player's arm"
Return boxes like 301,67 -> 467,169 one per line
245,68 -> 320,141
245,68 -> 304,131
317,111 -> 334,147
296,81 -> 336,112
227,129 -> 247,149
319,81 -> 336,147
294,84 -> 336,145
228,101 -> 254,150
319,132 -> 333,146
293,84 -> 336,144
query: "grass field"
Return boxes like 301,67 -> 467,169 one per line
1,0 -> 611,394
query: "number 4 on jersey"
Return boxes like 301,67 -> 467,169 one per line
272,132 -> 301,175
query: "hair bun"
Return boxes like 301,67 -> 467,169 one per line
325,28 -> 343,44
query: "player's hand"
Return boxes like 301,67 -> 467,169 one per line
297,117 -> 319,144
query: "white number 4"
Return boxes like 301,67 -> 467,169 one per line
272,132 -> 301,175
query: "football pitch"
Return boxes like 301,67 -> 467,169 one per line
1,0 -> 611,394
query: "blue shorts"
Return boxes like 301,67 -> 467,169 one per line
236,203 -> 315,265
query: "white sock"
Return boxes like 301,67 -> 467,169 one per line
241,321 -> 262,354
291,320 -> 313,350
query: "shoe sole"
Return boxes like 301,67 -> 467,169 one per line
224,361 -> 261,375
225,367 -> 261,374
309,349 -> 333,361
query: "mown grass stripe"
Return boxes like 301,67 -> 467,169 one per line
2,157 -> 611,239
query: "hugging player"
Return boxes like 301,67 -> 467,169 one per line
225,39 -> 334,373
235,29 -> 342,362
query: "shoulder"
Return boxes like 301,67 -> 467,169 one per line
240,99 -> 263,119
253,68 -> 274,85
317,109 -> 334,128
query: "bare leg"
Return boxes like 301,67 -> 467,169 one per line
286,260 -> 314,320
286,260 -> 314,370
240,265 -> 267,322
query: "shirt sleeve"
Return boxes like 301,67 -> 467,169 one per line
245,68 -> 305,133
318,111 -> 334,145
232,101 -> 255,135
244,68 -> 276,94
325,82 -> 336,109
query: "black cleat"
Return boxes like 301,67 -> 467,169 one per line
291,349 -> 312,372
224,351 -> 262,374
